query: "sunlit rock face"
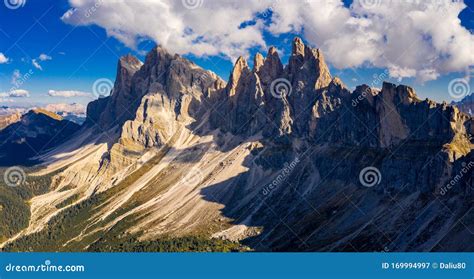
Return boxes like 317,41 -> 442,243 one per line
1,38 -> 472,252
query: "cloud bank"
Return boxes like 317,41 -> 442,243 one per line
43,103 -> 86,116
48,90 -> 91,98
0,89 -> 30,99
62,0 -> 474,82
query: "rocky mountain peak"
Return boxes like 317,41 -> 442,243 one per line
234,56 -> 250,72
228,56 -> 251,97
287,37 -> 332,90
255,47 -> 284,86
253,52 -> 265,73
292,36 -> 305,57
380,82 -> 420,105
27,108 -> 63,121
268,46 -> 278,55
288,37 -> 306,73
118,54 -> 143,73
140,45 -> 174,79
147,45 -> 172,62
327,77 -> 348,95
113,54 -> 142,96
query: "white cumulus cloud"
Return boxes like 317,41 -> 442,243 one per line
61,0 -> 269,61
61,0 -> 474,82
43,103 -> 86,115
0,89 -> 30,98
269,0 -> 474,82
39,54 -> 52,61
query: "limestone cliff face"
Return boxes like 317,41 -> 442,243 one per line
85,54 -> 143,130
209,38 -> 334,137
4,38 -> 472,252
119,46 -> 225,149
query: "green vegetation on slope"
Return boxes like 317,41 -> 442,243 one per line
87,235 -> 243,252
1,149 -> 246,252
55,193 -> 80,209
2,148 -> 177,252
0,167 -> 62,242
0,186 -> 29,242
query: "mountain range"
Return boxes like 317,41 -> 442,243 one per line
0,104 -> 87,125
452,93 -> 474,116
0,38 -> 472,252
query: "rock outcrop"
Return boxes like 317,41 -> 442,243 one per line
85,54 -> 143,130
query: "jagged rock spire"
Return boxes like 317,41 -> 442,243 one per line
253,52 -> 264,73
113,54 -> 143,97
255,47 -> 284,87
228,56 -> 251,97
292,37 -> 305,57
286,37 -> 332,90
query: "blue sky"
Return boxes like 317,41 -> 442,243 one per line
0,0 -> 473,110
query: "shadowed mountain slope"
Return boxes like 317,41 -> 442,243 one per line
1,38 -> 472,252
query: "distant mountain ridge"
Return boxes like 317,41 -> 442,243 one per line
0,104 -> 86,125
0,109 -> 79,165
0,112 -> 21,130
452,93 -> 474,115
1,38 -> 472,252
